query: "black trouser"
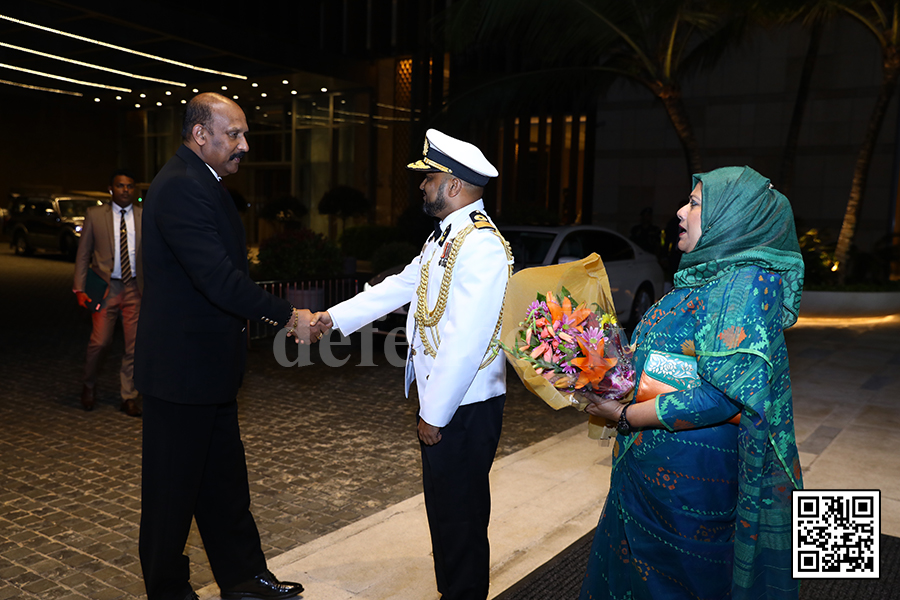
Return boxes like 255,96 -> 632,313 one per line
140,396 -> 266,600
419,394 -> 505,600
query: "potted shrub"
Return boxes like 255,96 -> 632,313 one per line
254,228 -> 343,312
255,228 -> 342,280
318,185 -> 369,239
257,195 -> 308,242
798,228 -> 900,318
339,225 -> 403,273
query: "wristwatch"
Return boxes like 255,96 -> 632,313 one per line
616,404 -> 633,436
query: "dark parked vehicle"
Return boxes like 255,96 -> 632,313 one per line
5,193 -> 103,259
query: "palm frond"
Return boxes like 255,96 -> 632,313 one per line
446,0 -> 638,68
677,11 -> 752,81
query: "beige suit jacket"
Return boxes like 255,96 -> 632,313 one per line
74,203 -> 143,294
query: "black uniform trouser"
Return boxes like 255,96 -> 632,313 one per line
139,396 -> 266,600
419,394 -> 505,600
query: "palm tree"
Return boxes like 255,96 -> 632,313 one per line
751,0 -> 828,197
779,16 -> 825,197
742,0 -> 838,197
445,0 -> 752,176
830,0 -> 900,281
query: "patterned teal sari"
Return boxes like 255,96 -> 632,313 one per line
580,167 -> 804,600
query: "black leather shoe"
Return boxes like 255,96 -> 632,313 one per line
81,385 -> 95,411
220,570 -> 303,599
120,398 -> 142,417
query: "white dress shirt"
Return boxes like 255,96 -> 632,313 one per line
329,200 -> 512,427
112,203 -> 137,280
204,163 -> 222,181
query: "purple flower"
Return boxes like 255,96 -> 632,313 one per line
596,365 -> 636,398
526,300 -> 547,320
581,327 -> 603,348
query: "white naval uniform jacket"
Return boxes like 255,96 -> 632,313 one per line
328,200 -> 511,428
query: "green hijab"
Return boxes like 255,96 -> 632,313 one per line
674,166 -> 805,327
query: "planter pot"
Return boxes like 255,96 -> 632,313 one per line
799,291 -> 900,318
286,287 -> 326,312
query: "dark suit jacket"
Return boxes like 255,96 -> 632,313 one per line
74,203 -> 144,294
134,145 -> 291,404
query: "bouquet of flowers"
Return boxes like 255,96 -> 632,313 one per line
499,254 -> 635,441
505,288 -> 634,403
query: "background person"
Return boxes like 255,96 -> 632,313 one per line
661,201 -> 684,285
134,93 -> 311,600
578,166 -> 804,599
629,206 -> 661,255
311,129 -> 512,600
73,169 -> 143,417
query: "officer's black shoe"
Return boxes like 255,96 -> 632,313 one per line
220,570 -> 303,600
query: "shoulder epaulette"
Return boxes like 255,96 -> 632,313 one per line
469,210 -> 495,231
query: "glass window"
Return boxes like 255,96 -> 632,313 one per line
556,234 -> 584,261
581,230 -> 634,262
57,199 -> 100,217
503,230 -> 556,269
29,199 -> 53,217
554,230 -> 634,263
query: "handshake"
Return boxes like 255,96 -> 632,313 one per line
285,308 -> 333,345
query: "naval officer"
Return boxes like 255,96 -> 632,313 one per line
311,129 -> 512,599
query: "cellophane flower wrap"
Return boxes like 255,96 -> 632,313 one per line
499,254 -> 635,441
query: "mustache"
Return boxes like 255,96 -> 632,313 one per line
229,151 -> 246,161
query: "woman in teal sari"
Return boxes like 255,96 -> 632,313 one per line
579,166 -> 804,599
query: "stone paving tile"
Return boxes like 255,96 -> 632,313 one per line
0,248 -> 588,599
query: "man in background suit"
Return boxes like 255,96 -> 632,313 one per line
134,93 -> 309,600
73,168 -> 143,417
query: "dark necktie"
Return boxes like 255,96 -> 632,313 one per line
120,209 -> 132,285
432,218 -> 442,240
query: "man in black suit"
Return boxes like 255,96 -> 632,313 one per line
134,93 -> 311,600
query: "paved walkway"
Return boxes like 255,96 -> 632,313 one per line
196,312 -> 900,600
0,247 -> 584,599
2,245 -> 899,599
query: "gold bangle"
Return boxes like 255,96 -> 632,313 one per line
287,306 -> 301,335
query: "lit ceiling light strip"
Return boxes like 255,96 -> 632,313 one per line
316,106 -> 413,123
0,62 -> 131,92
0,42 -> 186,86
376,102 -> 421,113
0,14 -> 247,79
0,77 -> 82,96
